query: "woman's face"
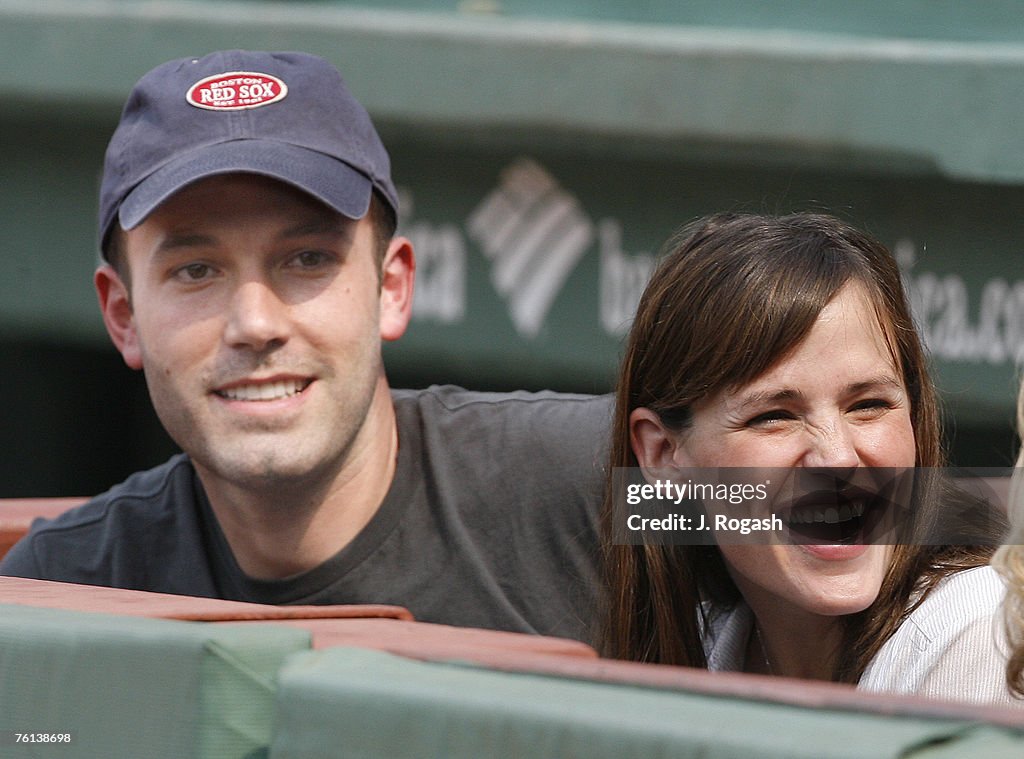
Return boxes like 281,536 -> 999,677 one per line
668,282 -> 916,622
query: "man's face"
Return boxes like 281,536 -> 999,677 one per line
102,174 -> 409,492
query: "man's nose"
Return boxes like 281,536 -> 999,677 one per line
223,279 -> 290,351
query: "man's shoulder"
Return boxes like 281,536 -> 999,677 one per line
389,384 -> 611,503
26,454 -> 197,535
392,385 -> 613,437
0,453 -> 205,584
392,384 -> 610,408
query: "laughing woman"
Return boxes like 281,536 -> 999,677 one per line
602,213 -> 1017,704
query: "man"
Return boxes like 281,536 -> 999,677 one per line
0,50 -> 610,643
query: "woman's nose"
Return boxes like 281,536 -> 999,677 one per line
801,419 -> 861,471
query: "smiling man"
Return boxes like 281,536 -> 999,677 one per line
0,51 -> 610,643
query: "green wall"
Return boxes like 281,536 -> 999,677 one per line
2,0 -> 1023,493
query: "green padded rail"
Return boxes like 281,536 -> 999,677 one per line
269,648 -> 1024,759
0,604 -> 311,759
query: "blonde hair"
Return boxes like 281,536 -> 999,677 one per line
992,385 -> 1024,696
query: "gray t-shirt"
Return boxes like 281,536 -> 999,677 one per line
1,386 -> 611,643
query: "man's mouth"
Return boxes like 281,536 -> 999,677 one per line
214,378 -> 312,402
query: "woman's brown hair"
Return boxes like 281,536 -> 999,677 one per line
601,212 -> 1003,681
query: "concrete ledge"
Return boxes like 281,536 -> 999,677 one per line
3,0 -> 1024,182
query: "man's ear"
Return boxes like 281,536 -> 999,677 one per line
379,235 -> 415,342
95,264 -> 142,369
629,407 -> 693,480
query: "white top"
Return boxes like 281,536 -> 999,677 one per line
703,565 -> 1020,707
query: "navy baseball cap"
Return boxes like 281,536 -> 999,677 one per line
98,50 -> 398,255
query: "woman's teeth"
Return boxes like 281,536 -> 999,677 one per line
787,500 -> 866,525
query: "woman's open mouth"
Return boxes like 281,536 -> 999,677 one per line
768,468 -> 915,545
782,497 -> 877,544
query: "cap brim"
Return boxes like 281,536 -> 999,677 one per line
118,140 -> 373,231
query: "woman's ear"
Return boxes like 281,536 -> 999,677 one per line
629,407 -> 692,479
95,264 -> 143,370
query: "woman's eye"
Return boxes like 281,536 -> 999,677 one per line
746,410 -> 793,428
850,399 -> 890,416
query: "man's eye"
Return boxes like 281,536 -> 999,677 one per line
175,263 -> 212,281
293,250 -> 331,268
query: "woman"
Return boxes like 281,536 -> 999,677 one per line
993,388 -> 1024,698
603,212 -> 1015,704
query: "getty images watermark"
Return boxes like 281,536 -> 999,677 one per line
610,467 -> 1009,546
625,478 -> 776,535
